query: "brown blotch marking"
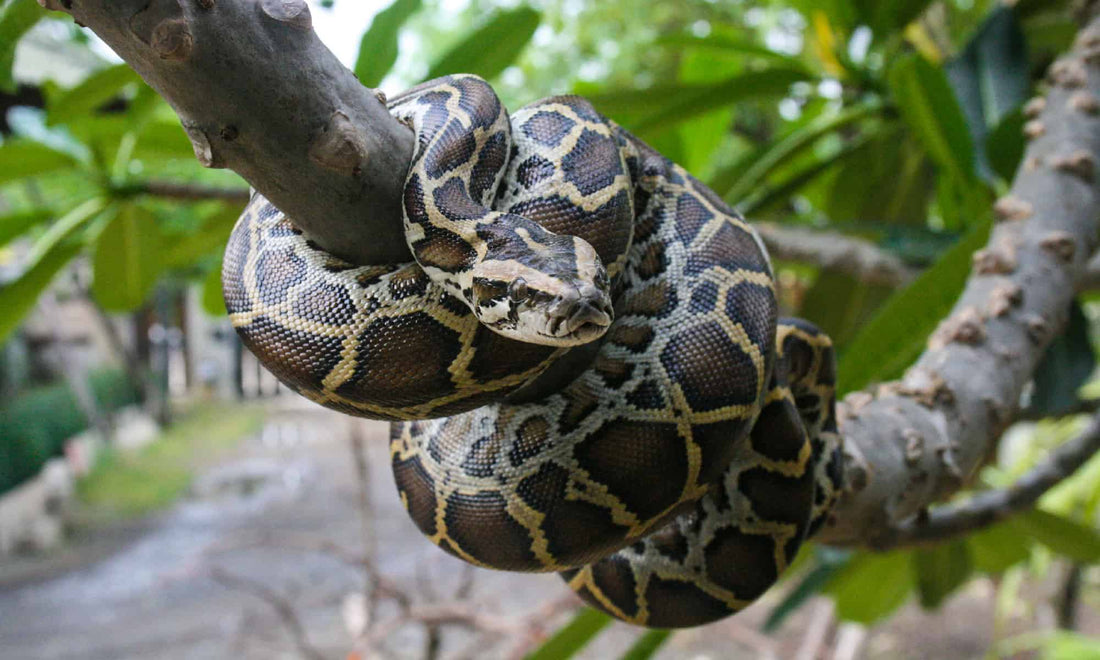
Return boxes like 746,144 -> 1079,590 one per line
738,466 -> 814,526
237,316 -> 345,394
424,119 -> 478,179
625,379 -> 667,411
578,557 -> 640,619
594,355 -> 635,389
561,128 -> 624,196
608,324 -> 655,353
692,419 -> 750,486
442,490 -> 540,570
290,280 -> 357,328
413,224 -> 478,272
644,577 -> 732,628
690,221 -> 768,276
387,266 -> 432,299
635,242 -> 667,280
749,397 -> 808,464
518,462 -> 631,565
509,416 -> 551,466
559,385 -> 601,434
673,193 -> 715,244
661,321 -> 761,412
620,281 -> 673,317
573,419 -> 687,523
703,527 -> 781,600
338,312 -> 461,409
465,325 -> 555,382
391,453 -> 439,537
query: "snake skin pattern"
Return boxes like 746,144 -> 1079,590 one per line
223,74 -> 843,628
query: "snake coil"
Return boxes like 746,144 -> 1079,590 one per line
223,75 -> 843,628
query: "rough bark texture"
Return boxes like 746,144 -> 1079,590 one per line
819,22 -> 1100,547
39,0 -> 414,264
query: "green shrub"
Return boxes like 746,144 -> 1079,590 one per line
0,368 -> 140,495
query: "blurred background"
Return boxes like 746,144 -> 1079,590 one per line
0,0 -> 1098,658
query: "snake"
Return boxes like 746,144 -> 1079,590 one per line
222,74 -> 843,628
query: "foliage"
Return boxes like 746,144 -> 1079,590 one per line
0,368 -> 139,495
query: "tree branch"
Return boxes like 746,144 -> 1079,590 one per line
818,22 -> 1100,547
123,179 -> 250,202
868,413 -> 1100,549
39,0 -> 413,265
208,566 -> 326,660
756,222 -> 918,287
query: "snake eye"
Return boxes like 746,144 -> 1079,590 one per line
508,277 -> 529,302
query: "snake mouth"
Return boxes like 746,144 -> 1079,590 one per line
541,295 -> 613,344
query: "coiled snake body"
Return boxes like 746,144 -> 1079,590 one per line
223,75 -> 843,628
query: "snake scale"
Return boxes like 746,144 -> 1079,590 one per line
223,74 -> 843,628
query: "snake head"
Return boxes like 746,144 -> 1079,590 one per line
470,231 -> 613,347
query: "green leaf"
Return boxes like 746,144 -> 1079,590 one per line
1026,301 -> 1097,417
26,197 -> 107,264
986,108 -> 1027,183
837,217 -> 992,395
0,208 -> 51,248
912,540 -> 972,609
525,608 -> 611,660
656,33 -> 810,71
1013,509 -> 1100,563
945,6 -> 1030,182
0,140 -> 79,185
851,0 -> 935,35
888,53 -> 976,183
201,260 -> 226,316
46,64 -> 143,126
425,7 -> 540,82
164,203 -> 243,269
968,521 -> 1032,574
0,241 -> 81,344
0,0 -> 43,93
619,630 -> 671,660
634,68 -> 811,136
826,128 -> 936,227
739,132 -> 875,216
354,0 -> 422,87
722,99 -> 883,204
826,550 -> 914,624
800,270 -> 893,350
92,204 -> 165,311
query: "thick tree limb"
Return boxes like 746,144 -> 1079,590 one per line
818,23 -> 1100,546
868,413 -> 1100,549
38,0 -> 414,264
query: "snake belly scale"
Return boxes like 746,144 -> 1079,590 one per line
223,74 -> 843,628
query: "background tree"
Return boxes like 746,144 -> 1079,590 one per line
1,0 -> 1099,656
